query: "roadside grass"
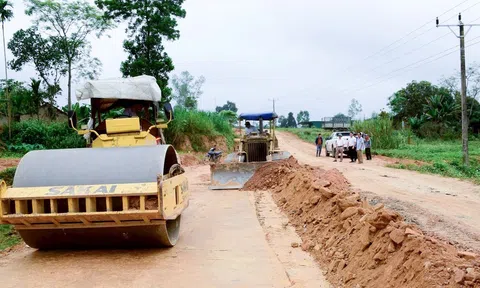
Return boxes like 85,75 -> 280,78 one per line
165,107 -> 235,151
0,225 -> 21,251
377,139 -> 480,183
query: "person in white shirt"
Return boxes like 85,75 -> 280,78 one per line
245,121 -> 258,135
334,134 -> 345,162
348,132 -> 357,163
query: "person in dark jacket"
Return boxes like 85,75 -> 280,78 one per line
365,134 -> 372,160
315,133 -> 323,157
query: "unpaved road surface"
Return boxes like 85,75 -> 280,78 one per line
276,131 -> 480,252
0,165 -> 330,288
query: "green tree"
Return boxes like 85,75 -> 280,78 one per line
296,110 -> 310,124
279,115 -> 287,128
0,0 -> 13,138
216,101 -> 238,113
219,110 -> 237,126
171,71 -> 205,110
8,27 -> 65,107
0,79 -> 46,121
95,0 -> 186,103
388,81 -> 447,122
286,112 -> 297,128
348,98 -> 363,119
62,102 -> 91,126
440,62 -> 480,119
25,0 -> 113,110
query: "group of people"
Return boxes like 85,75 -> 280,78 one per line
315,132 -> 372,163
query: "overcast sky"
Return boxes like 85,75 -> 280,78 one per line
4,0 -> 480,120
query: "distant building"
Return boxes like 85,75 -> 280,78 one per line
19,103 -> 68,122
299,116 -> 351,130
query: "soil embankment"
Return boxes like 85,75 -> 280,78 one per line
244,157 -> 480,287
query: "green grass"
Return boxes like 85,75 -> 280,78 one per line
0,225 -> 21,251
164,107 -> 235,152
279,128 -> 330,143
377,139 -> 480,183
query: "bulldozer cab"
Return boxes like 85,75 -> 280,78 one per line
69,75 -> 173,148
236,112 -> 278,162
209,112 -> 290,190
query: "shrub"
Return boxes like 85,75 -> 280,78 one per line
0,167 -> 16,186
1,120 -> 85,153
415,122 -> 460,140
164,107 -> 235,151
352,118 -> 401,149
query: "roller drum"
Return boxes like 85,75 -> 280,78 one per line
7,145 -> 184,249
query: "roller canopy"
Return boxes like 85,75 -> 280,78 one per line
13,145 -> 179,188
75,75 -> 162,102
239,112 -> 278,121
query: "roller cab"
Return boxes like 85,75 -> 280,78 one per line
0,76 -> 190,249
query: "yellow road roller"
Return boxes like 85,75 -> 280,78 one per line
0,75 -> 189,249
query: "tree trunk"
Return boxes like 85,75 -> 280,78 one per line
68,60 -> 72,111
2,21 -> 10,140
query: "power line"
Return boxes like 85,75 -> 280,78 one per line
342,0 -> 473,70
339,37 -> 480,95
372,0 -> 480,59
318,0 -> 477,93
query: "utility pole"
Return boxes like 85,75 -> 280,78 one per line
268,98 -> 279,113
437,13 -> 480,167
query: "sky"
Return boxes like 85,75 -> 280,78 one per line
4,0 -> 480,121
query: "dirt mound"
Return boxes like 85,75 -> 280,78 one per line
180,154 -> 203,167
0,158 -> 20,171
243,157 -> 480,287
176,135 -> 228,153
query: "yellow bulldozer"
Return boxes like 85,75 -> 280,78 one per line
209,112 -> 290,190
0,75 -> 189,249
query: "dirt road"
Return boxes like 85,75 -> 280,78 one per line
276,131 -> 480,252
0,165 -> 331,288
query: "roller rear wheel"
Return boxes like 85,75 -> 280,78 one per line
18,215 -> 182,250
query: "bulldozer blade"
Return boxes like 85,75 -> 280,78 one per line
268,151 -> 291,161
209,162 -> 266,190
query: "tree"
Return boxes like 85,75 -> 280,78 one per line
286,112 -> 297,128
216,101 -> 238,113
440,62 -> 480,119
0,79 -> 52,121
25,0 -> 113,110
95,0 -> 186,103
9,27 -> 66,107
388,81 -> 447,122
296,110 -> 310,124
279,115 -> 287,128
0,0 -> 13,138
170,71 -> 205,110
348,98 -> 363,119
219,110 -> 237,126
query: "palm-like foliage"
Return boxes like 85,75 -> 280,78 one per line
422,94 -> 458,125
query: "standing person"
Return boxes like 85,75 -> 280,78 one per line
348,132 -> 356,163
334,133 -> 345,162
314,133 -> 323,157
356,133 -> 365,164
365,134 -> 372,160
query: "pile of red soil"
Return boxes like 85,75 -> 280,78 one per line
180,154 -> 203,167
0,158 -> 20,171
243,157 -> 480,287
